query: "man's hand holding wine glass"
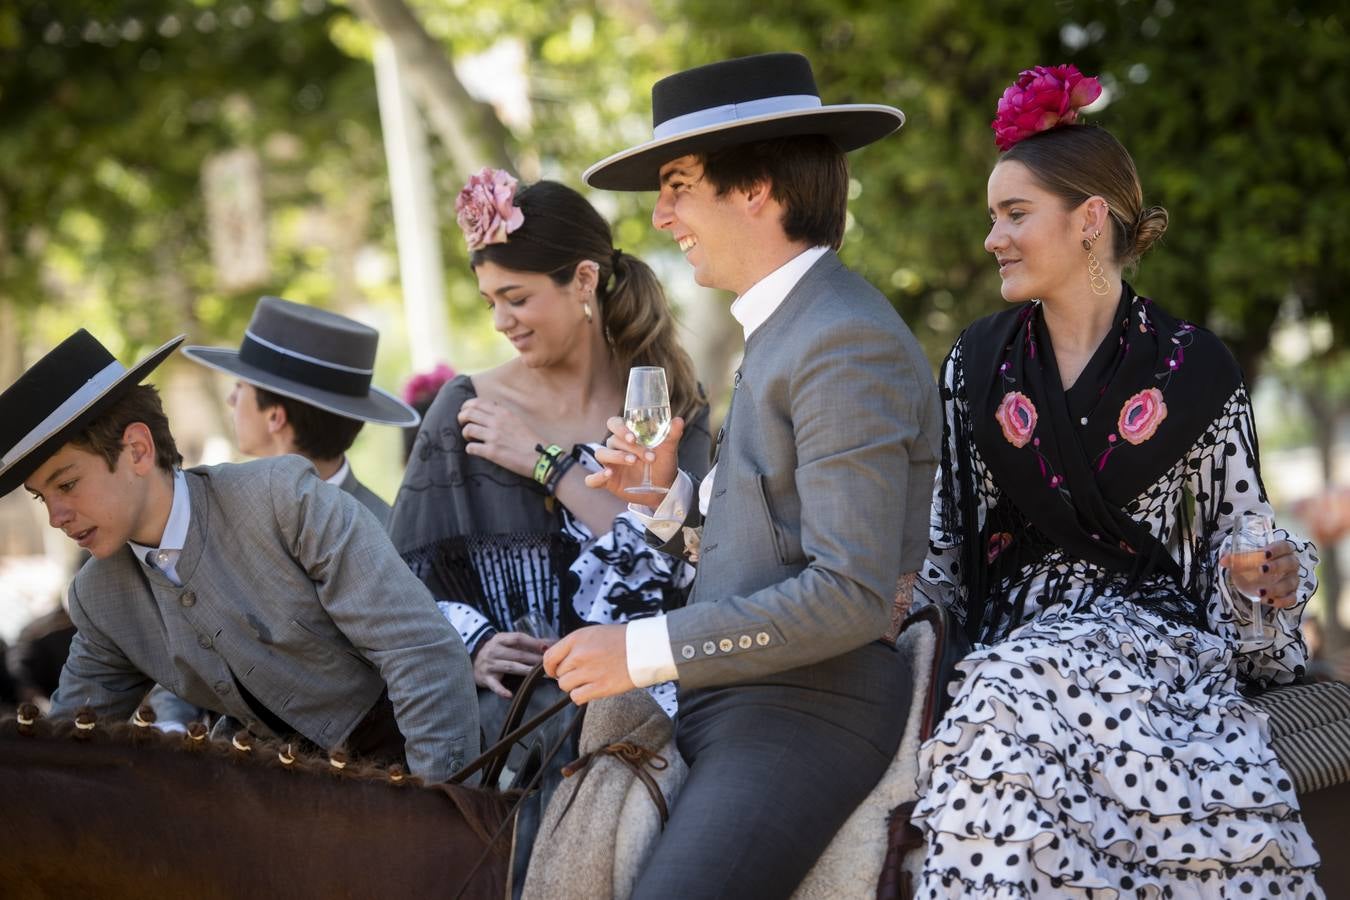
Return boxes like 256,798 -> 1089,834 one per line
586,366 -> 685,504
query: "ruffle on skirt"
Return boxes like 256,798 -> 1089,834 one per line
912,598 -> 1323,899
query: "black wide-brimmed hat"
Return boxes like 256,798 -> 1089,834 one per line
182,296 -> 419,427
0,330 -> 184,497
583,52 -> 905,191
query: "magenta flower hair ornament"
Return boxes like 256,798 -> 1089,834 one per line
991,64 -> 1103,152
455,167 -> 525,251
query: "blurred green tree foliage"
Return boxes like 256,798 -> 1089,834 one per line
1,0 -> 1346,377
665,0 -> 1349,374
0,0 -> 393,359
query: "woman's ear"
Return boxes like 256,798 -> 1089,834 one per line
1081,196 -> 1111,243
573,259 -> 601,296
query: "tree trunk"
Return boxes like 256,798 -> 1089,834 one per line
346,0 -> 516,178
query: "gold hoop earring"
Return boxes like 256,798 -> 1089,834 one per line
1083,230 -> 1110,296
583,300 -> 593,324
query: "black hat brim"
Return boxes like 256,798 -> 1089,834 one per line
181,346 -> 420,427
583,105 -> 904,191
0,336 -> 184,497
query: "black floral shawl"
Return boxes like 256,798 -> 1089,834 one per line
952,285 -> 1244,642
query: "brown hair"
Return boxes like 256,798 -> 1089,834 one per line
469,180 -> 702,420
72,384 -> 182,473
253,387 -> 365,461
698,134 -> 850,250
1002,125 -> 1168,267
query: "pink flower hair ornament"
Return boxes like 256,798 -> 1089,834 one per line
992,64 -> 1103,152
455,167 -> 525,251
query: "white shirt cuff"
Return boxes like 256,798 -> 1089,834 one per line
625,615 -> 679,688
627,470 -> 694,543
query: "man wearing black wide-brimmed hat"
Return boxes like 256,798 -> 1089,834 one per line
0,330 -> 479,783
543,53 -> 942,895
183,295 -> 418,529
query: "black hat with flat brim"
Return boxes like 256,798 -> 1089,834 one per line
182,296 -> 419,428
0,330 -> 184,498
583,52 -> 905,191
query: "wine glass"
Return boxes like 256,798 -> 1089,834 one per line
623,366 -> 671,496
1227,511 -> 1274,645
512,611 -> 557,641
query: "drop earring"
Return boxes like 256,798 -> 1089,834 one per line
1083,229 -> 1110,296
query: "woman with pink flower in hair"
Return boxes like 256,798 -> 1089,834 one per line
388,171 -> 708,735
909,66 -> 1324,896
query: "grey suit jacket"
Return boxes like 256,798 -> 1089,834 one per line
663,251 -> 941,689
49,456 -> 479,782
339,466 -> 391,530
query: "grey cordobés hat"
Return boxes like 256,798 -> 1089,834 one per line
182,296 -> 420,427
583,52 -> 905,191
0,329 -> 184,497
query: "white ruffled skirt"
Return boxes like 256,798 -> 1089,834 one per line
911,597 -> 1323,898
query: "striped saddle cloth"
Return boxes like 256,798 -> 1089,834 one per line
1250,680 -> 1350,794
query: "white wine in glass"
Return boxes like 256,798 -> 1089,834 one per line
624,366 -> 671,496
1228,511 -> 1273,645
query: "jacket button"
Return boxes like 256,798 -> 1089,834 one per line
702,641 -> 717,655
197,634 -> 213,650
756,632 -> 771,646
738,635 -> 752,649
718,638 -> 733,653
681,644 -> 696,660
179,591 -> 196,608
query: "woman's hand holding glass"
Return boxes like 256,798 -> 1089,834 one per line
1219,512 -> 1301,645
585,414 -> 686,502
473,631 -> 554,699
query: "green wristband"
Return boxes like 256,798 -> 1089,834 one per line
533,444 -> 564,485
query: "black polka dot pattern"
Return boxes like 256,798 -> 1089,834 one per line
436,446 -> 693,719
908,341 -> 1325,897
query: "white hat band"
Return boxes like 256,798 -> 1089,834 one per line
1,360 -> 126,471
652,94 -> 823,140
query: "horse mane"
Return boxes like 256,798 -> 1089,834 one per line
1,703 -> 427,789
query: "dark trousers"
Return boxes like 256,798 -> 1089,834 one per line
629,641 -> 911,900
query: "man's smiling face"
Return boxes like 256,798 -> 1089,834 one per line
652,155 -> 757,295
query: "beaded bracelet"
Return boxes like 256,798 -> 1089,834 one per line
533,443 -> 565,485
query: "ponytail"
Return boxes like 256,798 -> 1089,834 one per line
602,251 -> 702,421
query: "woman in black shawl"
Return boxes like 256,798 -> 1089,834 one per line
910,67 -> 1323,897
389,173 -> 708,730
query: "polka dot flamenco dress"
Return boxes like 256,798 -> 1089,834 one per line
910,336 -> 1324,899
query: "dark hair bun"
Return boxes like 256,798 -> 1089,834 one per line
1133,206 -> 1169,260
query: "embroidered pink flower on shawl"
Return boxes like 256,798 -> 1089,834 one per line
455,167 -> 525,251
992,65 -> 1103,151
1118,387 -> 1168,445
995,391 -> 1038,448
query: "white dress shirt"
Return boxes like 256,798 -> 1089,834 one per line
129,468 -> 191,586
323,456 -> 351,487
624,246 -> 829,689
